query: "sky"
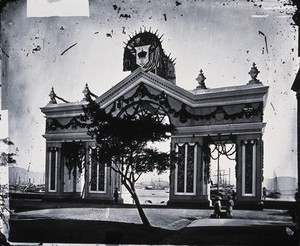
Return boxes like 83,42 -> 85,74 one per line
0,0 -> 298,181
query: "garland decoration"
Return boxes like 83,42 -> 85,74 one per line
208,134 -> 237,161
46,83 -> 263,131
46,117 -> 89,132
204,134 -> 237,185
109,83 -> 263,123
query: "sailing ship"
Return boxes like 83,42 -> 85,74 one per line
267,172 -> 281,199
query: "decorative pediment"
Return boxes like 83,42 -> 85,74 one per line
101,81 -> 264,125
41,66 -> 269,139
95,68 -> 268,124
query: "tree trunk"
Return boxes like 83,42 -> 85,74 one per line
132,192 -> 151,227
121,177 -> 151,227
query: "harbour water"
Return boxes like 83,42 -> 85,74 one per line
121,187 -> 296,205
122,188 -> 170,205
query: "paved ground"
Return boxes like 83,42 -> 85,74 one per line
11,207 -> 294,230
8,207 -> 298,245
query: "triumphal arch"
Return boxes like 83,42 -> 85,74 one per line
41,30 -> 268,208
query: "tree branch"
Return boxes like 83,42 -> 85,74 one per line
134,172 -> 143,183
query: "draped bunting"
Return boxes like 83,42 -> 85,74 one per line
110,83 -> 263,123
46,83 -> 263,131
203,134 -> 237,184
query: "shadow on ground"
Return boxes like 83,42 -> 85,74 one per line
9,218 -> 298,245
9,219 -> 172,244
162,225 -> 298,245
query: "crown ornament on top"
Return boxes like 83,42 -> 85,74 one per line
196,69 -> 207,89
123,28 -> 176,83
248,63 -> 262,84
138,49 -> 147,59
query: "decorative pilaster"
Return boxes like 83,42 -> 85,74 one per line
48,147 -> 59,192
241,140 -> 256,196
174,143 -> 197,195
89,146 -> 106,192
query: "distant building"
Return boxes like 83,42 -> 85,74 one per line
41,30 -> 268,208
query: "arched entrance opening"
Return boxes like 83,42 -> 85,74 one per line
61,142 -> 86,197
116,100 -> 172,204
207,136 -> 237,206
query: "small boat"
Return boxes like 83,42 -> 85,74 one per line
268,190 -> 281,199
145,185 -> 153,190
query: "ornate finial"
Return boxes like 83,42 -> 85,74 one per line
49,87 -> 57,104
48,87 -> 69,104
196,69 -> 207,89
82,83 -> 98,102
248,63 -> 261,84
82,83 -> 92,102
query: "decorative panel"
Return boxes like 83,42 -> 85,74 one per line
245,143 -> 253,194
186,145 -> 195,193
89,147 -> 106,192
177,145 -> 185,193
90,148 -> 98,191
242,139 -> 256,196
98,162 -> 105,191
49,149 -> 57,191
175,143 -> 197,195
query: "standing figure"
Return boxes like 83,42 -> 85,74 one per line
213,196 -> 222,218
262,187 -> 267,200
113,188 -> 119,204
226,196 -> 234,218
231,190 -> 236,201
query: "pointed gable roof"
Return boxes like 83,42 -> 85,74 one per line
96,67 -> 269,109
